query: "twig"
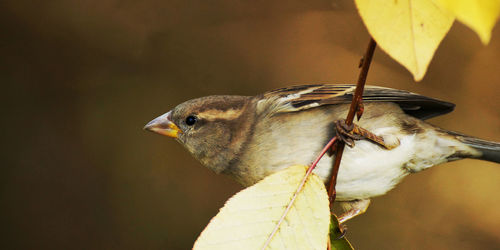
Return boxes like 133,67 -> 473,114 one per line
262,38 -> 377,249
327,38 -> 377,204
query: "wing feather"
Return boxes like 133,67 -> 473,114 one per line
257,84 -> 455,120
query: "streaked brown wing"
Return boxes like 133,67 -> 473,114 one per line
261,84 -> 455,120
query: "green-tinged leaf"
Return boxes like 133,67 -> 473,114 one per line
329,214 -> 354,250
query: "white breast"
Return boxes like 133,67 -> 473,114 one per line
314,130 -> 416,201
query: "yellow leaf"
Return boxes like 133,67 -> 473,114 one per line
436,0 -> 500,44
355,0 -> 455,81
193,165 -> 330,250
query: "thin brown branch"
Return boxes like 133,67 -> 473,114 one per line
327,38 -> 377,205
262,38 -> 376,249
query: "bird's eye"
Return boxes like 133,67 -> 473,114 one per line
185,115 -> 197,126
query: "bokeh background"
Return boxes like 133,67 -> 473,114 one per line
2,0 -> 500,249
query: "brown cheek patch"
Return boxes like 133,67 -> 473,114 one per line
197,109 -> 244,121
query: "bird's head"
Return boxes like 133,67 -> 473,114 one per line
144,95 -> 253,173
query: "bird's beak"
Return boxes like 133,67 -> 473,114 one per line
144,111 -> 182,138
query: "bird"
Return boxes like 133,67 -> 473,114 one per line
144,84 -> 500,223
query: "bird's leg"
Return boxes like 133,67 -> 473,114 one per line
337,199 -> 371,224
331,199 -> 371,238
335,120 -> 363,148
335,119 -> 399,150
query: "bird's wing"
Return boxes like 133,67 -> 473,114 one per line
257,84 -> 455,120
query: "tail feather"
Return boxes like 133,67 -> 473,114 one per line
451,132 -> 500,163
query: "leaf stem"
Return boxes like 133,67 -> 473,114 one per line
310,136 -> 339,172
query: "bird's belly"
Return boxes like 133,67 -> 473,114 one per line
245,109 -> 418,200
313,135 -> 417,201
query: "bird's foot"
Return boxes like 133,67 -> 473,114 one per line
334,119 -> 398,150
330,199 -> 371,239
335,120 -> 363,148
337,199 -> 371,224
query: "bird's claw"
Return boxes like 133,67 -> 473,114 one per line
335,120 -> 364,148
335,224 -> 348,240
335,119 -> 397,150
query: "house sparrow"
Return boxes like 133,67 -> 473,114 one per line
144,84 -> 500,222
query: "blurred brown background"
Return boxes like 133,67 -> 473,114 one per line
1,0 -> 500,249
